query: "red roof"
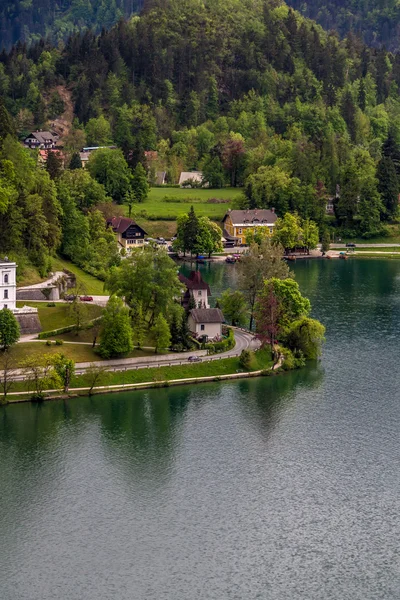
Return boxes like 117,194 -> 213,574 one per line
107,216 -> 138,234
179,271 -> 211,294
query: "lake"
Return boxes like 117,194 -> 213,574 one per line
1,258 -> 400,599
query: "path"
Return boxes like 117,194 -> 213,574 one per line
8,330 -> 258,381
17,271 -> 65,290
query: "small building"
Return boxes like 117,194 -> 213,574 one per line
179,171 -> 206,187
0,257 -> 17,310
79,151 -> 90,168
107,217 -> 147,253
23,131 -> 59,149
0,258 -> 41,333
188,308 -> 224,340
179,271 -> 211,309
222,209 -> 278,246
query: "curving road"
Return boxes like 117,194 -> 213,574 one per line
73,329 -> 259,375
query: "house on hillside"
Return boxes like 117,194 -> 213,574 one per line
222,208 -> 278,246
23,131 -> 59,149
178,171 -> 206,187
179,270 -> 211,309
188,308 -> 224,340
107,217 -> 147,253
38,149 -> 65,168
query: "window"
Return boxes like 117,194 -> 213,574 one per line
4,290 -> 8,299
3,304 -> 7,309
238,228 -> 242,234
238,238 -> 242,245
200,324 -> 205,331
198,291 -> 202,296
4,274 -> 8,284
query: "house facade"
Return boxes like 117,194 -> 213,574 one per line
222,209 -> 278,246
0,258 -> 17,310
23,131 -> 59,149
179,271 -> 211,308
107,217 -> 147,253
188,308 -> 224,340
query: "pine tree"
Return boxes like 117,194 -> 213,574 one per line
358,79 -> 366,111
131,162 -> 149,203
341,90 -> 356,141
69,152 -> 82,170
382,133 -> 400,177
377,156 -> 399,220
0,99 -> 15,142
184,206 -> 199,254
46,151 -> 63,180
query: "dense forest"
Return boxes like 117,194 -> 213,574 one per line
0,0 -> 143,49
287,0 -> 400,51
1,0 -> 400,279
2,0 -> 400,51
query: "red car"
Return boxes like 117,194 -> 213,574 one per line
79,295 -> 93,302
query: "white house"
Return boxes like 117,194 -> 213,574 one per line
0,257 -> 17,310
178,171 -> 206,187
188,308 -> 224,340
23,131 -> 59,149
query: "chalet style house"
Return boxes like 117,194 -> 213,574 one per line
222,209 -> 278,246
23,131 -> 59,149
188,308 -> 224,340
179,270 -> 211,309
107,217 -> 147,253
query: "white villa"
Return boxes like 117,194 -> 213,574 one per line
188,308 -> 225,340
0,258 -> 41,333
0,257 -> 17,310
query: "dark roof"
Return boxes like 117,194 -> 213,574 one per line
25,131 -> 58,143
179,271 -> 211,294
107,216 -> 147,235
222,229 -> 238,241
189,308 -> 224,323
223,209 -> 277,225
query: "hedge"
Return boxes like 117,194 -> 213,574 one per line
38,317 -> 102,339
205,327 -> 235,354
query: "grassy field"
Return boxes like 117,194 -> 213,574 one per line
16,301 -> 103,332
137,187 -> 241,217
51,257 -> 106,295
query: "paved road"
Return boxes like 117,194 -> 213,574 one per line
324,243 -> 400,248
8,329 -> 258,382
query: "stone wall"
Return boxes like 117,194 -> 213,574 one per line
15,309 -> 42,334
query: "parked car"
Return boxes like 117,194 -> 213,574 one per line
64,294 -> 77,301
188,355 -> 202,362
168,245 -> 174,252
79,295 -> 93,302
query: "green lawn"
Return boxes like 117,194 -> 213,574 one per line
16,301 -> 103,332
51,257 -> 106,295
127,186 -> 242,221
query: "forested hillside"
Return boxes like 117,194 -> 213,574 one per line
0,0 -> 142,49
287,0 -> 400,50
1,0 -> 400,281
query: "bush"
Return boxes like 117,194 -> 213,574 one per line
205,327 -> 235,354
46,339 -> 52,346
55,339 -> 63,346
47,302 -> 56,307
280,347 -> 306,370
239,349 -> 257,371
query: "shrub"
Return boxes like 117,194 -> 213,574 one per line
280,347 -> 306,370
239,349 -> 257,371
55,339 -> 63,346
47,302 -> 56,307
46,340 -> 52,346
205,327 -> 235,354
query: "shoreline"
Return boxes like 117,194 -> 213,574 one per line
2,360 -> 285,405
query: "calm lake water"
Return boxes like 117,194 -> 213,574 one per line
1,258 -> 400,599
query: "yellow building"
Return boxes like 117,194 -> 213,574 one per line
107,217 -> 147,253
222,209 -> 277,246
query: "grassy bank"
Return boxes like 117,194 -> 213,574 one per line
16,301 -> 102,332
51,257 -> 106,295
5,349 -> 274,401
